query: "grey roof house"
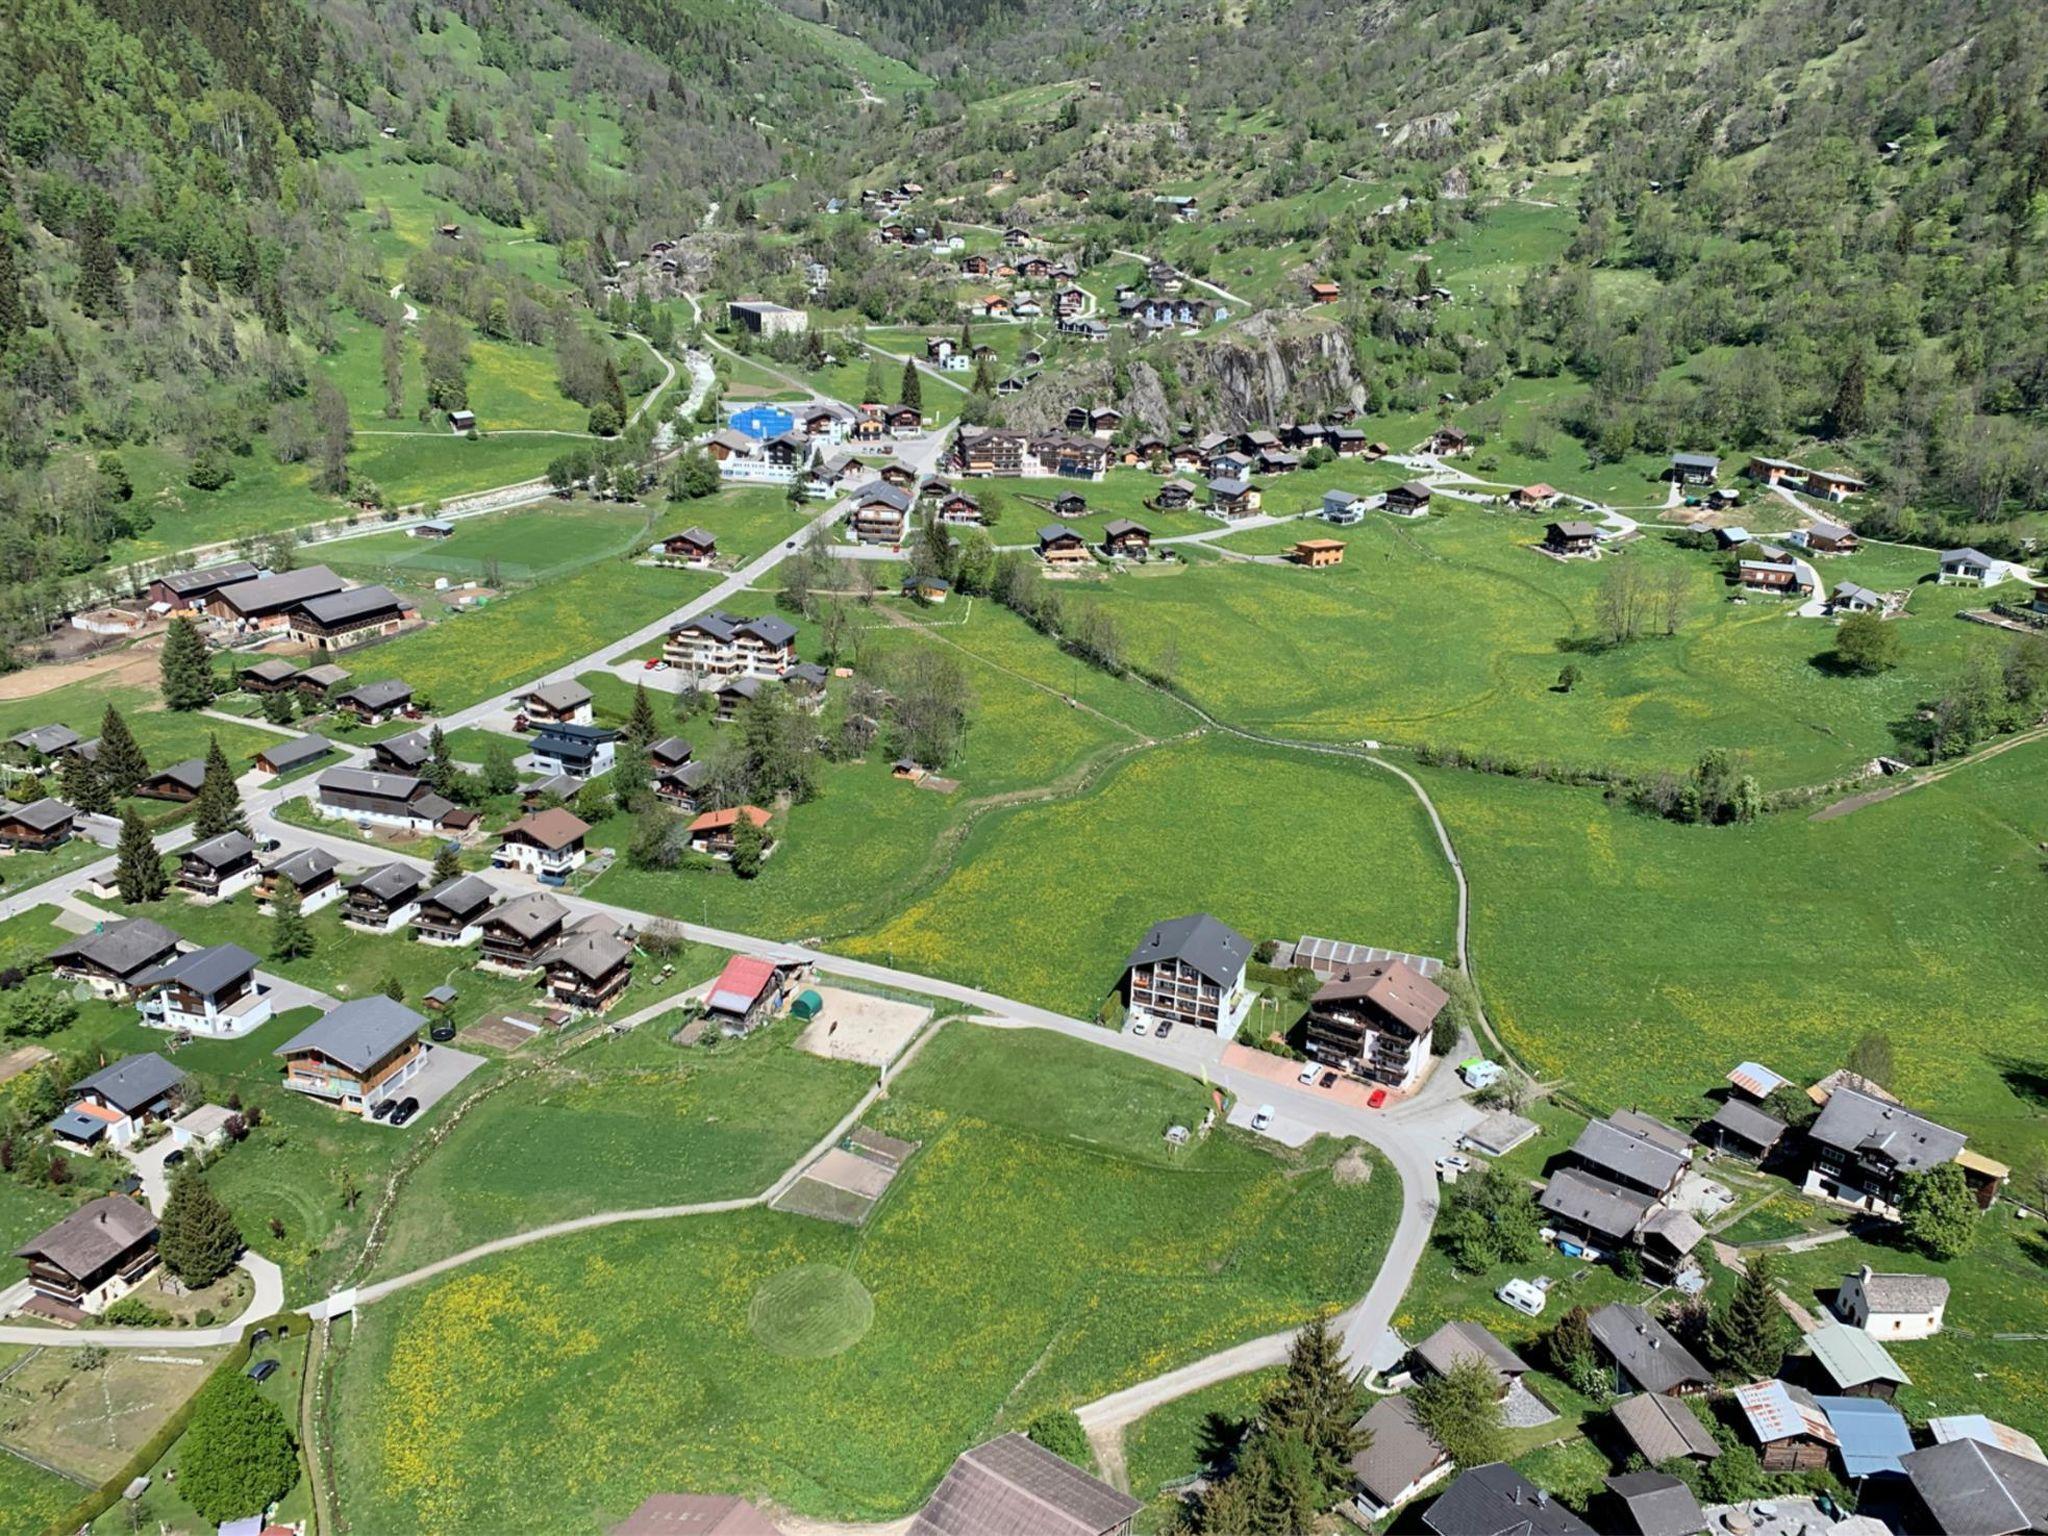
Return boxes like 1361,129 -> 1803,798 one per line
1588,1303 -> 1712,1396
907,1433 -> 1141,1536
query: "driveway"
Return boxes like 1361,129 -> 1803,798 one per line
124,1137 -> 184,1212
364,1042 -> 486,1127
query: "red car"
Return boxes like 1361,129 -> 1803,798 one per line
1367,1088 -> 1387,1109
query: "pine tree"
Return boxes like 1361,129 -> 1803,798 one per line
0,237 -> 24,344
192,736 -> 246,840
430,839 -> 463,885
423,726 -> 454,793
159,1171 -> 243,1286
115,809 -> 167,903
74,201 -> 125,319
1825,351 -> 1869,440
96,705 -> 148,796
60,752 -> 112,816
626,683 -> 659,747
862,354 -> 889,405
1259,1315 -> 1368,1501
899,357 -> 923,413
270,884 -> 314,960
730,811 -> 768,877
1713,1252 -> 1792,1379
603,357 -> 628,420
159,617 -> 214,711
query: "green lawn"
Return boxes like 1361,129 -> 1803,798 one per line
0,1451 -> 81,1536
1431,729 -> 2048,1152
328,1024 -> 1403,1530
1065,507 -> 1995,787
648,485 -> 818,565
0,678 -> 279,776
366,1010 -> 873,1281
1123,1367 -> 1278,1518
322,501 -> 655,586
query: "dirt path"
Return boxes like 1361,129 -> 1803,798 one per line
1809,722 -> 2048,821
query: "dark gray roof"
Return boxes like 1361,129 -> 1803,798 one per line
1672,452 -> 1720,469
185,831 -> 256,869
1572,1117 -> 1688,1189
1102,520 -> 1149,538
1588,1304 -> 1712,1396
265,847 -> 339,886
14,1196 -> 157,1276
242,658 -> 299,684
274,997 -> 425,1073
350,863 -> 425,902
146,758 -> 207,792
133,943 -> 258,998
5,797 -> 76,831
422,873 -> 498,917
1125,913 -> 1251,988
1539,1167 -> 1654,1242
374,731 -> 431,769
1350,1396 -> 1447,1507
258,735 -> 335,772
1038,523 -> 1085,544
9,723 -> 81,755
541,929 -> 634,981
907,1432 -> 1142,1536
1808,1084 -> 1965,1172
339,678 -> 413,710
1903,1438 -> 2048,1536
854,481 -> 913,512
48,918 -> 183,979
487,891 -> 569,940
300,663 -> 351,689
1207,476 -> 1250,496
319,767 -> 424,801
1611,1394 -> 1721,1464
1414,1321 -> 1529,1386
212,565 -> 344,616
160,559 -> 259,595
1706,1098 -> 1786,1149
295,585 -> 409,625
649,737 -> 693,766
1422,1463 -> 1594,1536
1603,1471 -> 1705,1536
74,1052 -> 186,1113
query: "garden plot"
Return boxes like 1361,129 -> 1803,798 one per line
791,987 -> 930,1066
771,1131 -> 921,1226
0,1347 -> 225,1485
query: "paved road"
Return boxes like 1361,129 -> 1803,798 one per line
0,1253 -> 283,1348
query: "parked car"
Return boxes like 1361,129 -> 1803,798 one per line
1435,1154 -> 1474,1179
371,1098 -> 397,1121
1250,1104 -> 1275,1131
246,1359 -> 280,1382
1130,1016 -> 1149,1036
388,1096 -> 421,1126
1319,1071 -> 1338,1089
162,1148 -> 185,1168
1459,1057 -> 1504,1090
1297,1063 -> 1319,1085
1153,1019 -> 1172,1039
1366,1088 -> 1387,1109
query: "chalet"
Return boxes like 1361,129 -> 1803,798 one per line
240,658 -> 300,694
314,768 -> 462,833
1740,558 -> 1810,593
1938,547 -> 2025,587
1587,1303 -> 1712,1396
1241,430 -> 1280,454
373,730 -> 431,773
1256,449 -> 1300,475
1836,1265 -> 1948,1340
1411,1322 -> 1529,1400
413,874 -> 498,946
0,797 -> 76,853
1569,1114 -> 1690,1199
1714,526 -> 1752,549
275,997 -> 426,1114
1747,455 -> 1806,489
1902,1438 -> 2048,1536
1803,1084 -> 1965,1218
727,300 -> 807,338
1671,452 -> 1721,486
521,680 -> 594,727
1294,538 -> 1346,568
1610,1393 -> 1722,1470
50,1053 -> 185,1152
1806,467 -> 1867,502
850,482 -> 914,544
656,756 -> 710,811
207,566 -> 347,631
255,736 -> 334,777
903,574 -> 953,603
1122,913 -> 1252,1038
910,1433 -> 1140,1536
135,758 -> 206,802
936,491 -> 983,524
1512,484 -> 1562,511
885,404 -> 922,433
1421,1466 -> 1593,1536
1637,1207 -> 1708,1283
46,919 -> 183,999
1052,488 -> 1091,518
540,920 -> 634,1013
1735,1380 -> 1838,1472
655,527 -> 718,563
1102,520 -> 1152,559
133,942 -> 270,1038
494,807 -> 591,880
960,254 -> 990,276
703,429 -> 756,463
1280,422 -> 1328,451
1805,1321 -> 1911,1401
1307,279 -> 1342,304
1544,521 -> 1599,557
6,723 -> 81,765
687,805 -> 774,861
529,723 -> 619,780
1347,1397 -> 1452,1522
146,560 -> 260,612
1428,426 -> 1469,456
1002,226 -> 1033,247
1831,581 -> 1885,615
712,677 -> 762,723
1540,1166 -> 1653,1254
703,953 -> 791,1034
256,847 -> 343,914
1805,520 -> 1860,553
1384,481 -> 1433,517
1038,524 -> 1092,565
178,831 -> 259,902
411,518 -> 454,538
1330,428 -> 1370,457
284,584 -> 419,650
978,294 -> 1012,318
1133,434 -> 1169,461
13,1197 -> 159,1318
343,863 -> 426,934
1701,1097 -> 1787,1161
1303,960 -> 1446,1090
1155,479 -> 1198,510
298,663 -> 351,701
1056,286 -> 1089,318
1058,318 -> 1110,343
480,892 -> 570,973
335,679 -> 414,725
1207,478 -> 1261,518
1033,435 -> 1111,480
1322,490 -> 1366,524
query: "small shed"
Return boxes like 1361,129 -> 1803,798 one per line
791,989 -> 824,1023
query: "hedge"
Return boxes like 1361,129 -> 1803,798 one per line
41,1311 -> 303,1536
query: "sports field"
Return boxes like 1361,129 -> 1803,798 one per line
323,503 -> 656,586
327,1025 -> 1402,1531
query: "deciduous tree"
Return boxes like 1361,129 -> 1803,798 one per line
177,1374 -> 298,1525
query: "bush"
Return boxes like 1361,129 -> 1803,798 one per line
102,1296 -> 173,1326
1026,1409 -> 1093,1469
177,1373 -> 299,1524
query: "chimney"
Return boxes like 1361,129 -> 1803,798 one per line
1861,1263 -> 1873,1282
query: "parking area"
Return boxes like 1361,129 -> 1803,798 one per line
1224,1096 -> 1317,1147
365,1042 -> 486,1128
1220,1043 -> 1395,1111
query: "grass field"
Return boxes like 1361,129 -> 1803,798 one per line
1066,508 -> 1995,786
648,485 -> 817,565
0,1448 -> 79,1536
322,502 -> 656,585
1122,1367 -> 1278,1516
328,1025 -> 1403,1531
366,1015 -> 873,1281
0,677 -> 280,776
1429,729 -> 2048,1152
0,1346 -> 228,1484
